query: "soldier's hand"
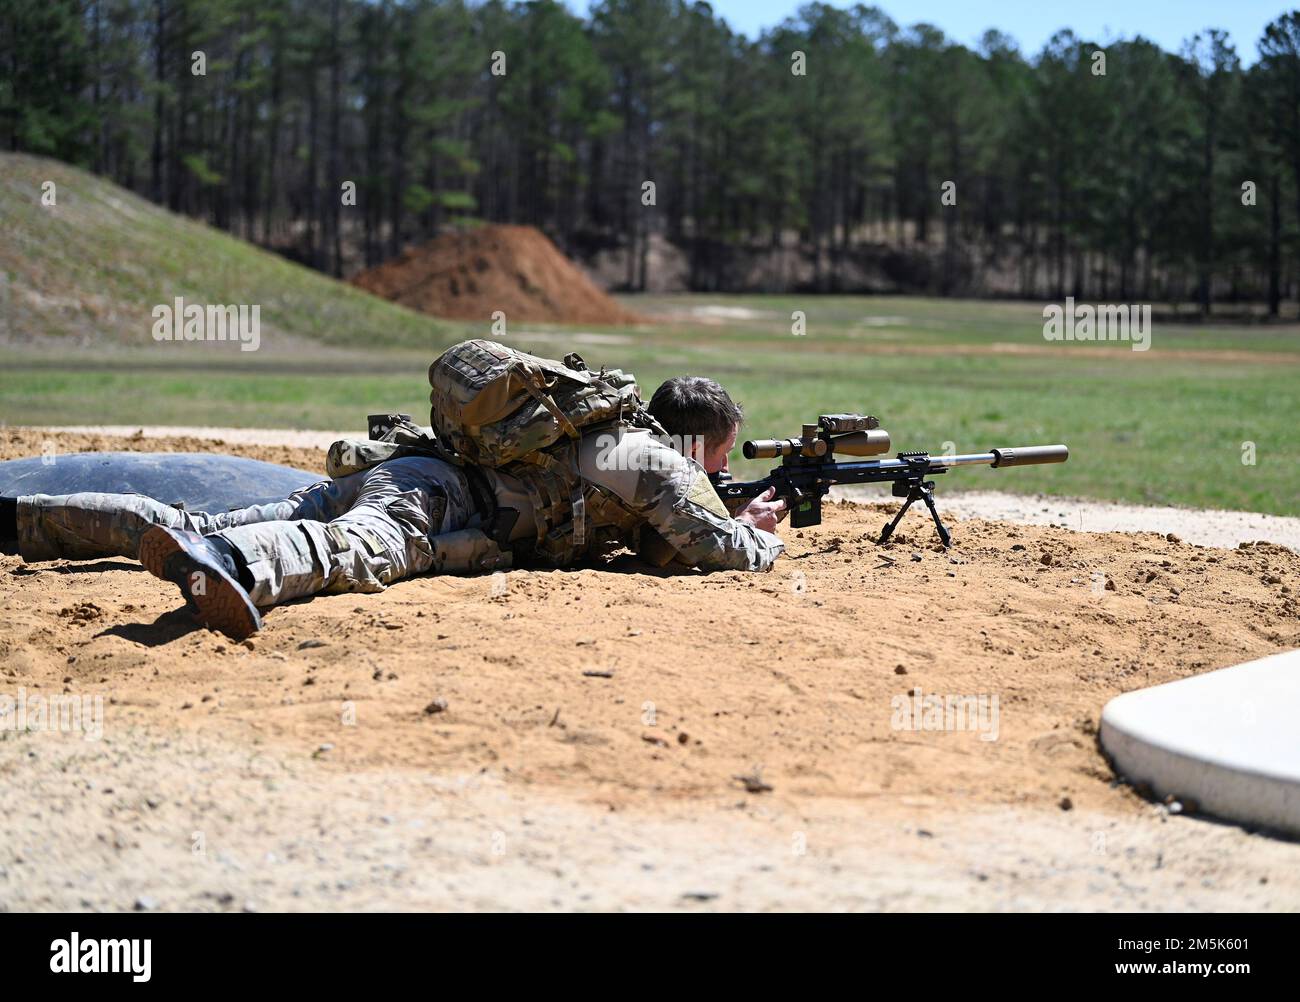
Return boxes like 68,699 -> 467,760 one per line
735,486 -> 788,533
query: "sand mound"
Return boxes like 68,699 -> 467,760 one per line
351,224 -> 638,325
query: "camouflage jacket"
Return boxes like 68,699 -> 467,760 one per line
577,424 -> 783,571
328,419 -> 783,573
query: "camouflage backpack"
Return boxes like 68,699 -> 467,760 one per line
426,339 -> 644,467
328,341 -> 669,568
425,340 -> 667,566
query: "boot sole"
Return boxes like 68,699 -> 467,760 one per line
139,526 -> 262,640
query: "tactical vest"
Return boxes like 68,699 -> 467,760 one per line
327,341 -> 670,567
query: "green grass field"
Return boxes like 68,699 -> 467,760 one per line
2,154 -> 1297,515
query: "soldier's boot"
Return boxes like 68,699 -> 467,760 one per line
139,525 -> 262,640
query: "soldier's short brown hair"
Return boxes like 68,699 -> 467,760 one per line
647,377 -> 744,449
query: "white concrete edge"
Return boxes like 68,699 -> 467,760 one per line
1100,649 -> 1300,839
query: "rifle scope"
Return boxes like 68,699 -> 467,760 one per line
743,428 -> 892,461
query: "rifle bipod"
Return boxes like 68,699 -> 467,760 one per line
878,475 -> 952,548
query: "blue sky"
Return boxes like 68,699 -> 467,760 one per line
580,1 -> 1292,62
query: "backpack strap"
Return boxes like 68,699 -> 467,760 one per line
517,368 -> 580,440
570,482 -> 586,550
524,443 -> 584,549
460,464 -> 501,524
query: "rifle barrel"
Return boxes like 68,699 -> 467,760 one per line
834,444 -> 1068,476
713,444 -> 1069,500
924,452 -> 998,469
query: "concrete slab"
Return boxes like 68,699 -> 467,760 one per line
1100,649 -> 1300,838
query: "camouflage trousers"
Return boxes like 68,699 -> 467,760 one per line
15,457 -> 486,607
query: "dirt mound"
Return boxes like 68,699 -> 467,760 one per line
352,224 -> 638,325
0,426 -> 323,472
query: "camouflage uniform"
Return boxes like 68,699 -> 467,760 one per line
17,456 -> 476,606
15,425 -> 781,609
573,425 -> 782,572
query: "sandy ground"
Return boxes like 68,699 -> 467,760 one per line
2,428 -> 1299,911
16,424 -> 357,459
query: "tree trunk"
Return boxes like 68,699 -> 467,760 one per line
328,0 -> 343,276
1268,172 -> 1281,317
151,0 -> 166,203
